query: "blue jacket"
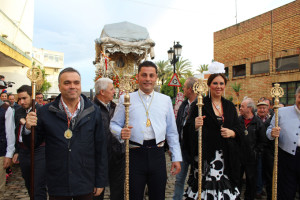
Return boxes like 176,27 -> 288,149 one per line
24,94 -> 108,196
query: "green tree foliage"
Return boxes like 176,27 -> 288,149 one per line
166,58 -> 193,79
156,60 -> 171,85
231,82 -> 242,96
160,77 -> 186,99
227,96 -> 234,102
196,64 -> 209,73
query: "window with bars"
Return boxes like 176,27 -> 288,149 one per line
277,81 -> 300,105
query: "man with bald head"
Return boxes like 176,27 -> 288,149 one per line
239,97 -> 266,200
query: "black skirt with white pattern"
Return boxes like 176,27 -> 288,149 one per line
184,150 -> 240,200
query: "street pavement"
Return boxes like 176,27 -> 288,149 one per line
1,154 -> 275,200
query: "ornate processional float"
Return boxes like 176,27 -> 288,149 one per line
93,21 -> 155,200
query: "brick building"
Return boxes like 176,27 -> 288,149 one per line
214,0 -> 300,106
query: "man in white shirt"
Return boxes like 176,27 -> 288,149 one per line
0,99 -> 15,194
267,87 -> 300,200
110,61 -> 182,200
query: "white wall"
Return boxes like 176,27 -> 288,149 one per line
1,66 -> 31,94
0,0 -> 34,54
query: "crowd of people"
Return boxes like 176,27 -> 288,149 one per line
0,60 -> 299,200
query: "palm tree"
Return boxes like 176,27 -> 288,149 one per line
156,60 -> 171,85
196,64 -> 209,73
171,57 -> 193,79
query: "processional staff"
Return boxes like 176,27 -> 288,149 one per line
26,66 -> 43,200
119,75 -> 134,200
270,83 -> 284,200
193,78 -> 208,200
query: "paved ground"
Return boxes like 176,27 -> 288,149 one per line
0,154 -> 276,200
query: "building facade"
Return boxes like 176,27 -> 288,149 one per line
214,0 -> 300,106
0,0 -> 34,93
33,47 -> 64,98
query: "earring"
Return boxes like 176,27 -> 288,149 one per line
209,88 -> 211,98
224,88 -> 226,98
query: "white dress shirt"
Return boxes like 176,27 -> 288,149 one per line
5,106 -> 15,158
110,90 -> 182,162
138,89 -> 155,140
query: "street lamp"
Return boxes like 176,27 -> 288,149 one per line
167,41 -> 182,100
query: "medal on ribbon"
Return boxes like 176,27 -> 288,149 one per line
138,91 -> 154,128
64,129 -> 73,139
146,118 -> 151,127
61,98 -> 80,140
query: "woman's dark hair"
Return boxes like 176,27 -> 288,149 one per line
207,73 -> 227,86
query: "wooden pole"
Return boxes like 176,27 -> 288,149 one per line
270,83 -> 284,200
193,78 -> 208,200
119,75 -> 134,200
123,90 -> 130,200
30,82 -> 36,200
27,66 -> 42,200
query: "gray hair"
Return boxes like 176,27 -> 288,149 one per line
186,77 -> 198,90
296,86 -> 300,95
95,78 -> 113,95
243,97 -> 256,114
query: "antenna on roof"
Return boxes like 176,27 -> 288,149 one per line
235,0 -> 238,24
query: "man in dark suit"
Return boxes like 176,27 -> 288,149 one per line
93,77 -> 124,200
239,97 -> 266,200
25,68 -> 108,200
172,77 -> 197,200
8,94 -> 21,112
12,85 -> 46,200
256,101 -> 273,200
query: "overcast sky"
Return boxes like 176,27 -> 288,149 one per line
33,0 -> 294,91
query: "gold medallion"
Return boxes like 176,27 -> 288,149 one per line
244,130 -> 248,135
146,118 -> 151,127
64,129 -> 73,139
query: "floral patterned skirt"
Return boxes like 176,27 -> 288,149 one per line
184,150 -> 240,200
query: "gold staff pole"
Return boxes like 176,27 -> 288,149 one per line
26,66 -> 43,200
270,83 -> 284,200
119,75 -> 134,200
193,78 -> 208,200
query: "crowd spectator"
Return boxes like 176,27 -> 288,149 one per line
8,94 -> 21,112
173,77 -> 197,200
36,92 -> 44,106
93,77 -> 124,200
0,97 -> 15,196
238,98 -> 266,200
0,92 -> 8,101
